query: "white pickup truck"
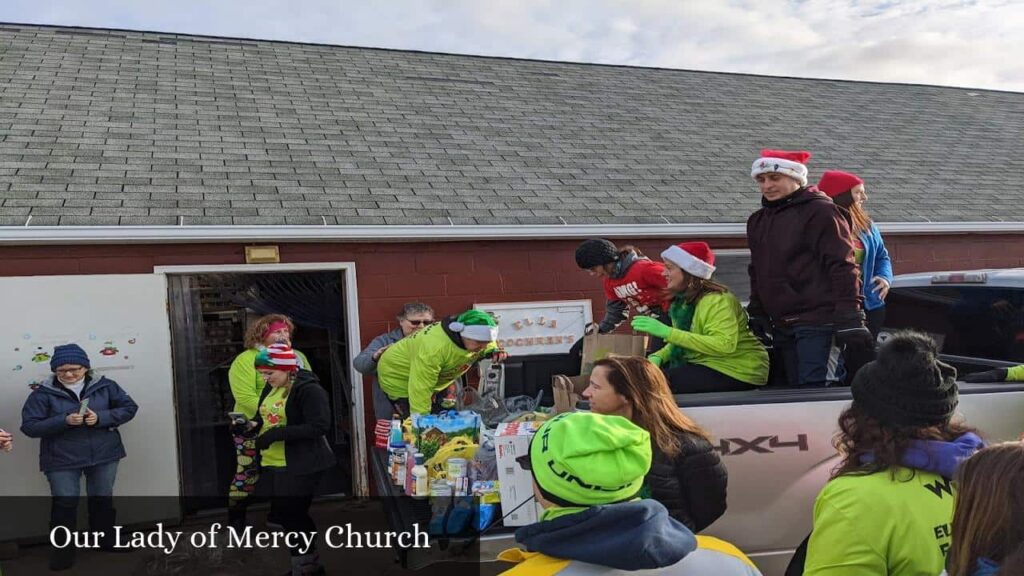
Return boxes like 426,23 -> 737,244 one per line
383,268 -> 1024,576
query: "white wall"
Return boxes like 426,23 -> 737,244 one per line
0,274 -> 180,536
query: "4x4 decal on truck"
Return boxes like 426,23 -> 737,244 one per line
717,434 -> 809,456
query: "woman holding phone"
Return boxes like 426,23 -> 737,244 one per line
227,314 -> 312,529
20,343 -> 139,571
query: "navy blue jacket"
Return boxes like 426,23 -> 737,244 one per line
21,375 -> 139,472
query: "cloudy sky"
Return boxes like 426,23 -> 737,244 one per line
3,0 -> 1022,92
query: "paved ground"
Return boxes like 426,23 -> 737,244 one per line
0,499 -> 505,576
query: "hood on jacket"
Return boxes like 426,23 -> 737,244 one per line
860,432 -> 986,479
610,250 -> 646,280
41,374 -> 109,396
514,500 -> 697,571
439,315 -> 468,350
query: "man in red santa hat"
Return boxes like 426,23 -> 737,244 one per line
746,149 -> 874,387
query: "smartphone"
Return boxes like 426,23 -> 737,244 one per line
78,398 -> 90,416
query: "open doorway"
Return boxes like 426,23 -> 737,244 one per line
166,270 -> 354,514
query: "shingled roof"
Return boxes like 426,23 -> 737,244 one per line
2,23 -> 1023,227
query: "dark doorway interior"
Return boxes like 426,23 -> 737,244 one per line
167,271 -> 353,514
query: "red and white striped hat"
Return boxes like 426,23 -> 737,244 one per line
254,343 -> 299,372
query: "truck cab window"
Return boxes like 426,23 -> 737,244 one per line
885,286 -> 1024,363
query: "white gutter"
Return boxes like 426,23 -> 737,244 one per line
0,222 -> 1022,245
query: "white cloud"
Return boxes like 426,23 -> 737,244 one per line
2,0 -> 1022,92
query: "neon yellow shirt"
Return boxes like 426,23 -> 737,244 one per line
258,386 -> 289,467
805,466 -> 956,575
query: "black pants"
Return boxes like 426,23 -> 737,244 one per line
865,307 -> 886,339
263,468 -> 324,556
666,363 -> 758,394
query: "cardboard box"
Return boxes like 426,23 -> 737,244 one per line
494,421 -> 545,526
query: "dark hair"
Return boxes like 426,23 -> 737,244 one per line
947,442 -> 1024,576
618,245 -> 645,258
398,302 -> 434,320
592,356 -> 711,457
831,403 -> 977,479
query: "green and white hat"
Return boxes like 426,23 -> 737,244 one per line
448,309 -> 498,342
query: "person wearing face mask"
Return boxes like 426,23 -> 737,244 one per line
631,242 -> 769,393
817,170 -> 892,340
353,302 -> 435,419
377,309 -> 504,416
248,344 -> 335,576
227,314 -> 312,530
20,343 -> 139,571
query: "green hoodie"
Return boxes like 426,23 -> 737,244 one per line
805,466 -> 956,575
650,292 -> 769,386
377,322 -> 495,414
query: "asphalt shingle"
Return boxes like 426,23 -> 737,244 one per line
2,24 -> 1023,227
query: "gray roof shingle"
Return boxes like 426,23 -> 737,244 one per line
2,24 -> 1024,226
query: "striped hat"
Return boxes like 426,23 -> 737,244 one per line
254,343 -> 299,372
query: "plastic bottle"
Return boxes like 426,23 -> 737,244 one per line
388,414 -> 405,486
412,453 -> 428,498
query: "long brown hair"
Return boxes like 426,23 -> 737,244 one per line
592,356 -> 710,457
665,266 -> 730,305
243,314 -> 296,349
831,403 -> 977,479
947,442 -> 1024,576
847,201 -> 873,236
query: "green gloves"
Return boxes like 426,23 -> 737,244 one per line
631,316 -> 672,339
647,355 -> 663,368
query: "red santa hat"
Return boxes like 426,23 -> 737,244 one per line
661,242 -> 716,280
750,149 -> 812,186
817,170 -> 864,198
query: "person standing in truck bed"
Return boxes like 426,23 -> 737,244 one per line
746,149 -> 873,387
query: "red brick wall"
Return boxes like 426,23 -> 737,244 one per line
3,233 -> 1022,451
2,234 -> 1020,332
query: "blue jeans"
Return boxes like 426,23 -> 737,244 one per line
46,461 -> 120,539
46,460 -> 119,498
773,325 -> 845,388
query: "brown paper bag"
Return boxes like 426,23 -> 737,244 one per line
580,332 -> 648,376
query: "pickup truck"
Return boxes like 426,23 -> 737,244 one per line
377,268 -> 1024,576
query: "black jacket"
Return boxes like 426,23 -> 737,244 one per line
253,369 -> 336,475
746,186 -> 862,326
646,429 -> 728,532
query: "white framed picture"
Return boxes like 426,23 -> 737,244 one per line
474,299 -> 593,356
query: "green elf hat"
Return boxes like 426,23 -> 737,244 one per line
527,412 -> 651,507
448,309 -> 498,342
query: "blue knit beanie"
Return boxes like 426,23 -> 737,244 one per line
50,344 -> 90,371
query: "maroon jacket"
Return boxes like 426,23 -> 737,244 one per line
746,186 -> 862,326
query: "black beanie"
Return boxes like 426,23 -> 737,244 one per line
575,239 -> 619,269
852,331 -> 959,427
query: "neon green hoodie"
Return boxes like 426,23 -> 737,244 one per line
805,466 -> 956,575
377,322 -> 495,414
650,292 -> 769,386
1007,364 -> 1024,381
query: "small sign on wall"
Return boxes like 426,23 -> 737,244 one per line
474,300 -> 593,356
